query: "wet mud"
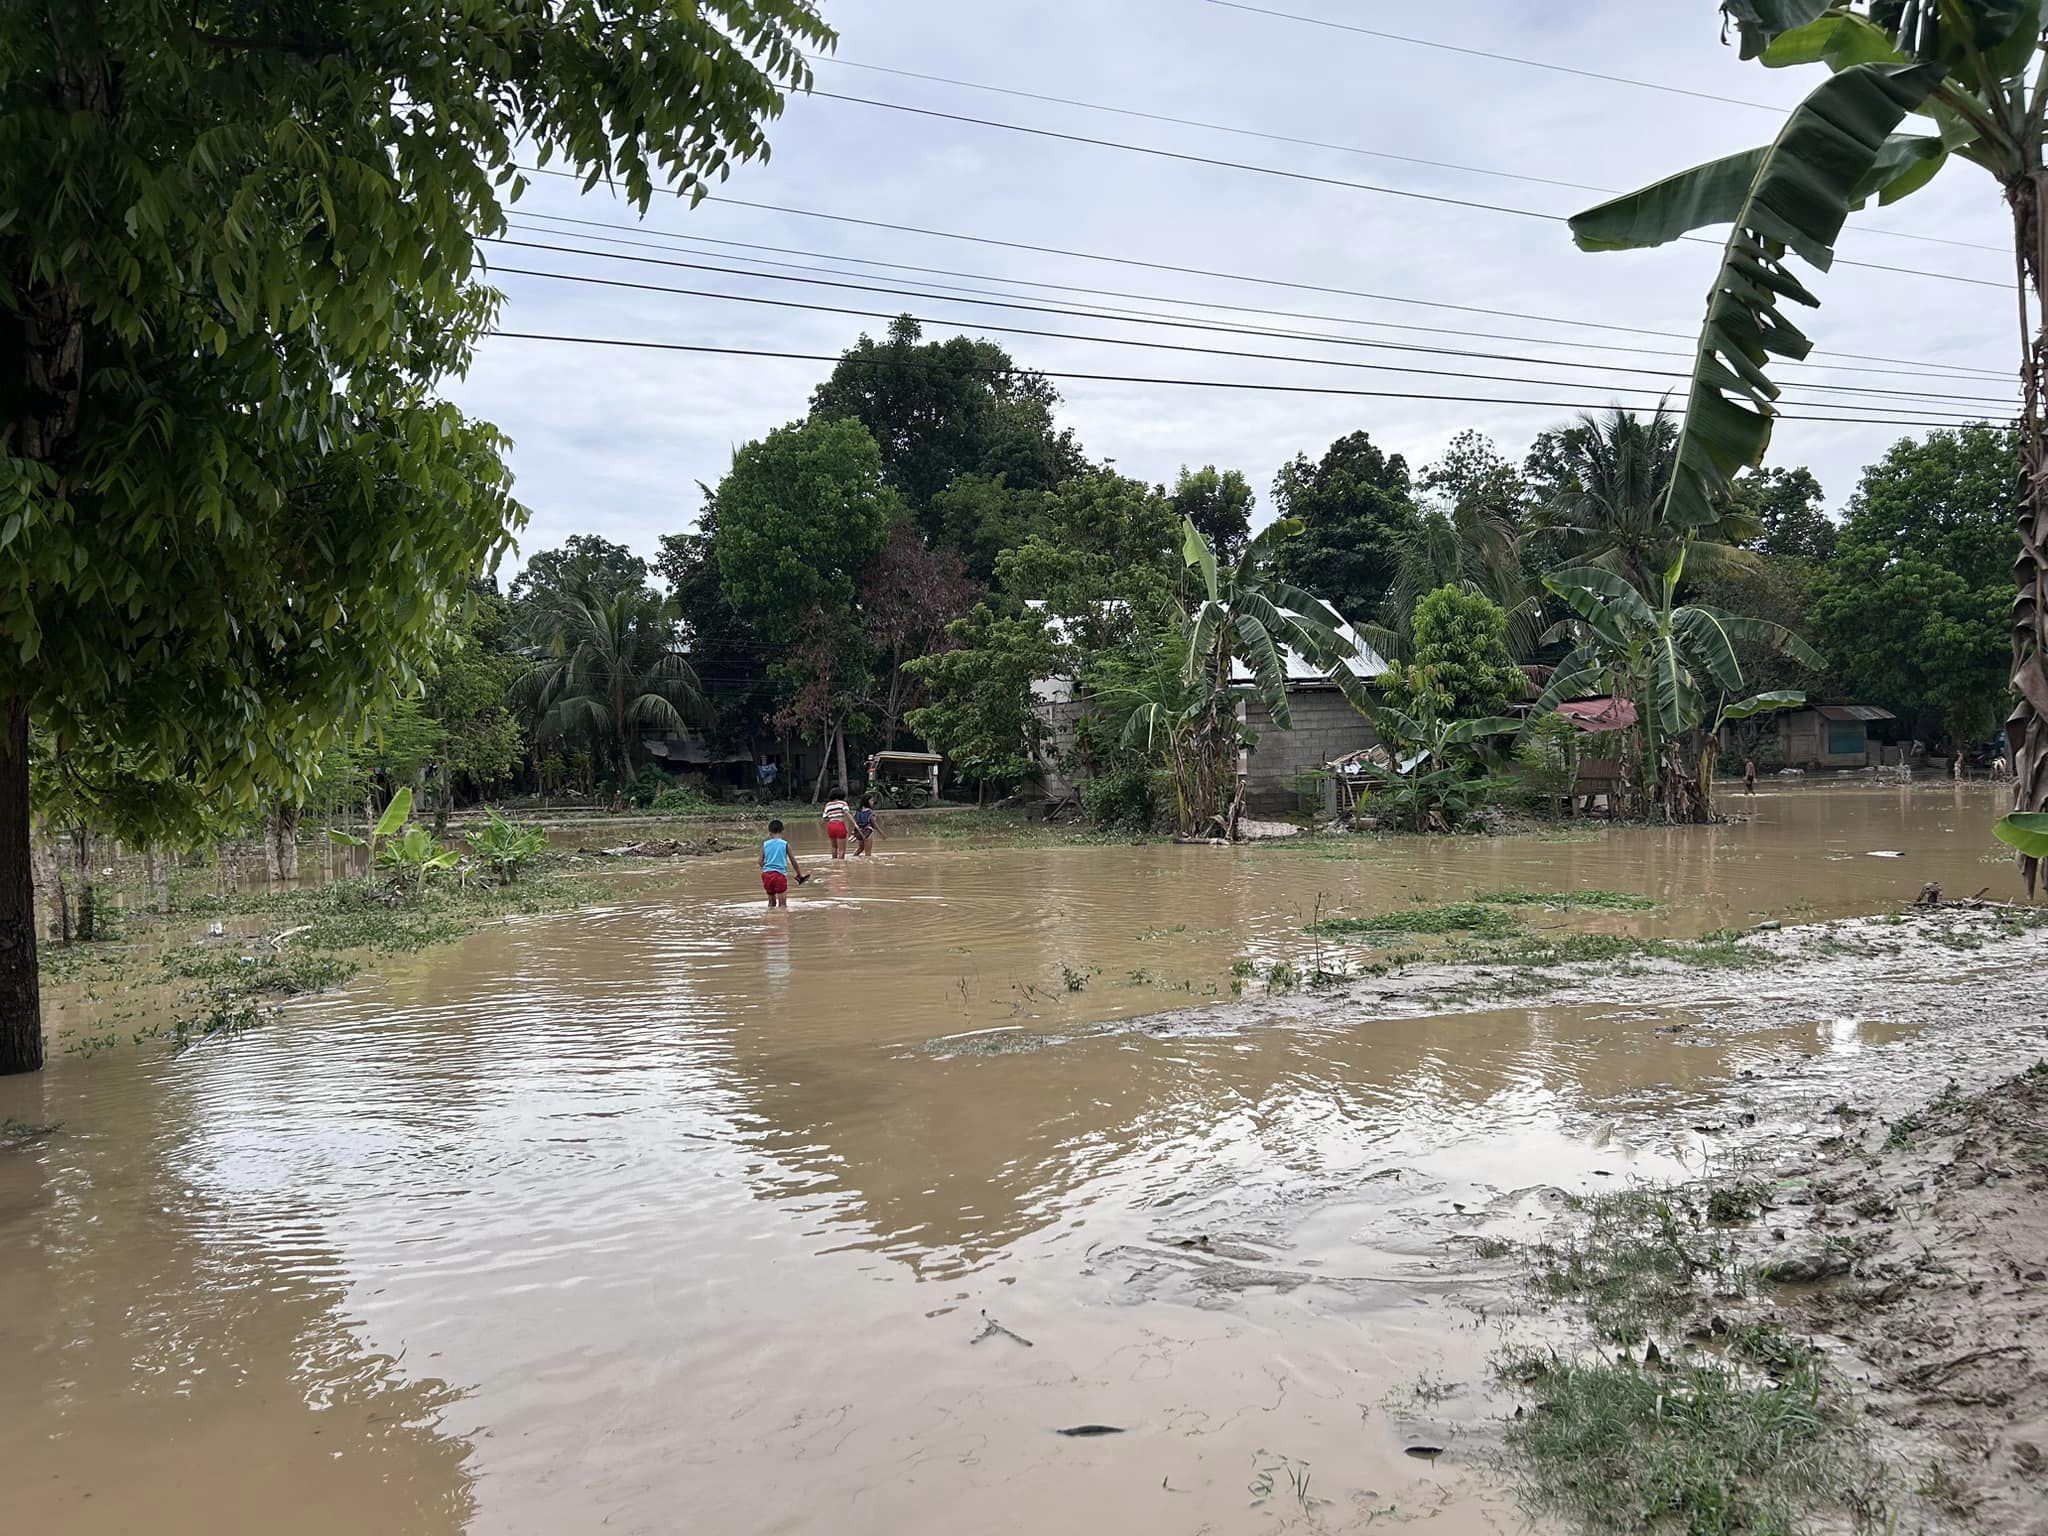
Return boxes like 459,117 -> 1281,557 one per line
0,783 -> 2036,1533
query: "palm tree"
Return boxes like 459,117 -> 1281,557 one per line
520,588 -> 701,806
1376,500 -> 1545,661
1113,517 -> 1367,837
1530,409 -> 1758,600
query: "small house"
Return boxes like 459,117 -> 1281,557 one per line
1775,704 -> 1896,769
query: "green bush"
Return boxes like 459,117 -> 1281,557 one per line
1512,712 -> 1580,814
1082,765 -> 1160,832
624,762 -> 669,808
649,782 -> 714,814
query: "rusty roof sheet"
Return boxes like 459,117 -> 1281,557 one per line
1556,697 -> 1638,734
1815,704 -> 1896,723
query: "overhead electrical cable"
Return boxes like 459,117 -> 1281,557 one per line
498,215 -> 2020,403
482,237 -> 2020,412
482,262 -> 2007,424
803,54 -> 2003,255
514,164 -> 2015,378
1196,0 -> 1784,111
480,331 -> 2017,429
799,91 -> 2008,290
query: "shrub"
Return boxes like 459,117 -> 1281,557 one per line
1082,765 -> 1160,832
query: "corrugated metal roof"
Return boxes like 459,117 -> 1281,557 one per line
1816,704 -> 1896,723
1557,697 -> 1638,734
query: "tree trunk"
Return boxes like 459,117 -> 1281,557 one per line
811,727 -> 833,804
433,779 -> 451,841
0,698 -> 44,1074
2009,174 -> 2048,897
69,823 -> 96,942
834,726 -> 850,797
145,846 -> 170,914
266,804 -> 301,881
883,639 -> 905,749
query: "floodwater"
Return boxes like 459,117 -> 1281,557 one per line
0,784 -> 2021,1534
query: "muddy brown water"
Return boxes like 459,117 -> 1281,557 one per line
0,785 -> 2021,1533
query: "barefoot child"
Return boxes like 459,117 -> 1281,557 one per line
821,790 -> 853,859
853,796 -> 879,857
760,819 -> 805,908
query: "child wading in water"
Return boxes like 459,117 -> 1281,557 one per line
760,819 -> 806,908
853,796 -> 879,857
821,789 -> 853,859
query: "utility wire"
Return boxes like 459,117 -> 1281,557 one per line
1197,0 -> 1784,112
483,237 -> 2019,411
803,90 -> 2009,291
502,213 -> 2020,401
481,330 -> 2015,429
516,164 -> 2015,378
806,54 -> 2004,256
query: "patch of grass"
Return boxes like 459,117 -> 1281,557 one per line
1476,888 -> 1657,911
1309,902 -> 1524,941
1530,1187 -> 1727,1346
1705,1183 -> 1768,1225
1506,1353 -> 1883,1536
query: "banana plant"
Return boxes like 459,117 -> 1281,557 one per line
469,806 -> 549,884
376,824 -> 463,897
1117,517 -> 1372,837
1347,686 -> 1522,831
1572,2 -> 2046,887
1534,557 -> 1822,820
327,785 -> 415,861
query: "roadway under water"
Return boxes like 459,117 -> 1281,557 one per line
0,783 -> 2023,1533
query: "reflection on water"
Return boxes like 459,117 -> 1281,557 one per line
0,785 -> 2016,1532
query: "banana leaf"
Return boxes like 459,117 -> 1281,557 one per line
1570,60 -> 1946,532
1719,689 -> 1807,721
1992,811 -> 2048,859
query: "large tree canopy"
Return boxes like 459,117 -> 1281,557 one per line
807,316 -> 1085,527
1271,431 -> 1419,624
0,0 -> 835,1072
712,416 -> 902,641
1811,428 -> 2017,741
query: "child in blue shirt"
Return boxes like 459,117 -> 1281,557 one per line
759,819 -> 806,908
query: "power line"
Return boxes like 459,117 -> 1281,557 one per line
481,330 -> 2014,430
483,236 -> 2019,411
502,213 -> 2020,403
806,54 -> 2003,256
804,90 -> 2009,291
1197,0 -> 1783,112
807,55 -> 1611,194
513,166 -> 2016,379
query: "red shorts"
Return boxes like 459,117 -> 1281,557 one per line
762,871 -> 788,895
826,820 -> 848,839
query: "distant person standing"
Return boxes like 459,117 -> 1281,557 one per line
1743,756 -> 1758,796
760,819 -> 805,908
852,796 -> 879,857
821,789 -> 853,859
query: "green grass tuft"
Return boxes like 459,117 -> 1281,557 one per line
1476,888 -> 1658,911
1309,902 -> 1523,941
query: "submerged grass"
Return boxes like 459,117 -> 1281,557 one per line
1309,902 -> 1524,941
1475,888 -> 1658,911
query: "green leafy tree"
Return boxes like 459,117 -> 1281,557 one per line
510,536 -> 655,639
1811,428 -> 2017,741
0,0 -> 834,1072
1271,431 -> 1419,621
1168,465 -> 1255,562
713,417 -> 901,641
904,603 -> 1057,799
1566,4 -> 2044,889
1421,430 -> 1532,527
807,316 -> 1085,529
1731,465 -> 1836,561
995,470 -> 1180,659
928,473 -> 1053,584
1382,587 -> 1524,722
1529,409 -> 1759,598
522,590 -> 703,808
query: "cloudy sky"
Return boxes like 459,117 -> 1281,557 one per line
449,0 -> 2020,580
